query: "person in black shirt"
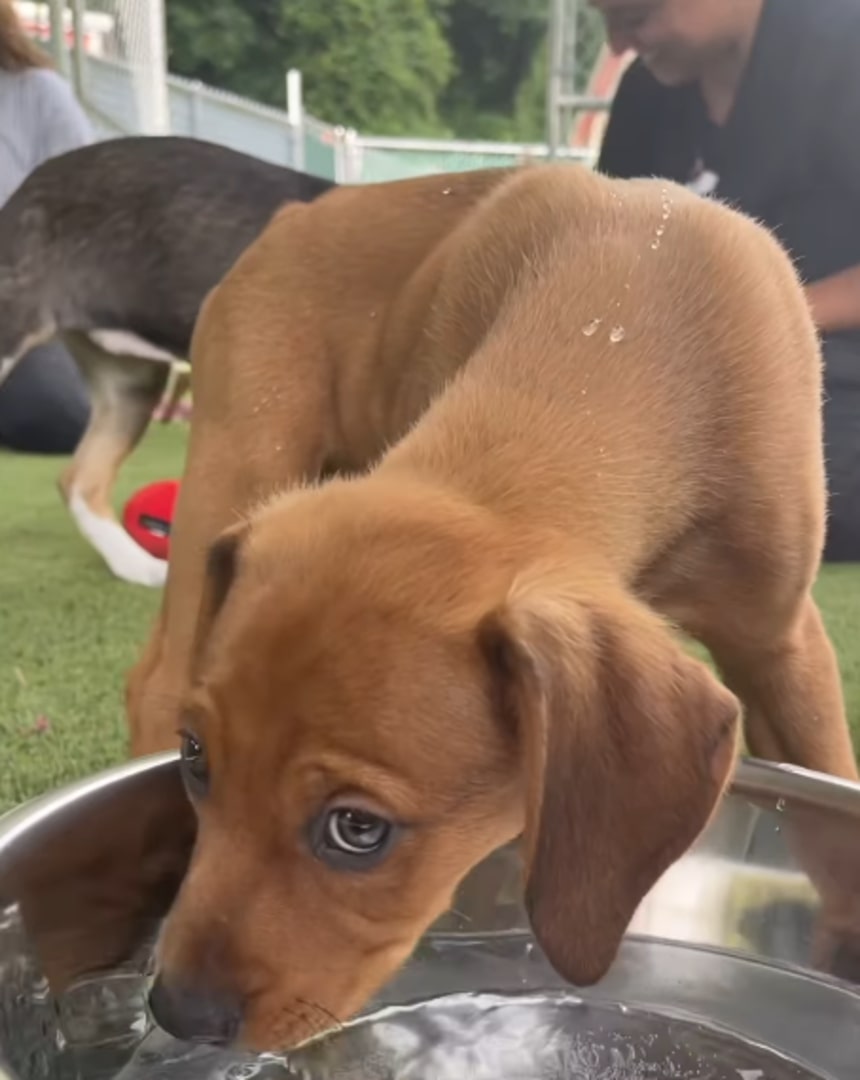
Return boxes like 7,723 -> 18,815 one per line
593,0 -> 860,562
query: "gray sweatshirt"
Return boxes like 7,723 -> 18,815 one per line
0,66 -> 92,206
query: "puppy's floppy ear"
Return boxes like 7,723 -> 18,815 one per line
479,579 -> 739,986
188,521 -> 249,680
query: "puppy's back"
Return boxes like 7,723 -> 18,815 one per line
452,162 -> 821,461
387,164 -> 825,564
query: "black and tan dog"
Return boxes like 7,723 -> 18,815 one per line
0,135 -> 332,585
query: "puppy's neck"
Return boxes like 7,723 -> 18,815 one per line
357,472 -> 615,625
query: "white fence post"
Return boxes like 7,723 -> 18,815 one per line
286,67 -> 305,171
117,0 -> 170,134
332,126 -> 347,183
144,0 -> 170,133
69,0 -> 87,100
189,79 -> 204,137
47,0 -> 67,74
343,127 -> 360,183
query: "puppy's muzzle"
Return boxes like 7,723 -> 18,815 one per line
148,973 -> 242,1045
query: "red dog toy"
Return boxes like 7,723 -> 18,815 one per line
122,480 -> 180,561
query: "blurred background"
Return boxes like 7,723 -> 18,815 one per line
15,0 -> 622,180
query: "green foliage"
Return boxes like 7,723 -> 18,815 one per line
479,5 -> 606,143
574,5 -> 609,92
511,35 -> 549,142
437,0 -> 549,138
165,0 -> 258,92
164,0 -> 607,141
274,0 -> 454,135
166,0 -> 453,136
511,4 -> 606,142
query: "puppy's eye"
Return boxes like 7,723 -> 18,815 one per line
313,807 -> 396,870
327,808 -> 389,853
178,728 -> 209,797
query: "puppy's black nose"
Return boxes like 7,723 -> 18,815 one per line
148,974 -> 241,1045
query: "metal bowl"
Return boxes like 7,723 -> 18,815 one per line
1,755 -> 859,1079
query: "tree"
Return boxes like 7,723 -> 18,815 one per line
166,0 -> 453,136
165,0 -> 258,94
164,0 -> 605,141
509,4 -> 606,143
437,0 -> 548,139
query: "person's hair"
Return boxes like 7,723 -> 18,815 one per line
0,0 -> 51,72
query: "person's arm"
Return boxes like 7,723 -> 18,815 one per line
806,265 -> 860,335
33,69 -> 93,165
597,59 -> 660,180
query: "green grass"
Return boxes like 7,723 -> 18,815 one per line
0,424 -> 186,812
1,423 -> 859,813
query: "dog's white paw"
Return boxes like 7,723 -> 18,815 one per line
108,543 -> 169,588
69,491 -> 168,588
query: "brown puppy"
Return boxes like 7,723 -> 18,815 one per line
148,165 -> 856,1051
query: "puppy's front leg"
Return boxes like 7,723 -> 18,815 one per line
127,284 -> 330,758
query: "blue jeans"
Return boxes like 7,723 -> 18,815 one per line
0,341 -> 90,455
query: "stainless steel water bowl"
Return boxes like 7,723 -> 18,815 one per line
1,756 -> 859,1079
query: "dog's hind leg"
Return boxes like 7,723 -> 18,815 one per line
666,528 -> 857,782
682,553 -> 860,986
707,592 -> 856,781
59,331 -> 173,587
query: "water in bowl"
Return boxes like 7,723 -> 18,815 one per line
94,989 -> 828,1080
0,905 -> 830,1080
274,993 -> 826,1080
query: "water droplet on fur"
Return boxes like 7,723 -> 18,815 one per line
442,187 -> 453,195
581,318 -> 602,337
655,225 -> 665,237
776,798 -> 786,812
609,325 -> 626,343
650,239 -> 661,250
